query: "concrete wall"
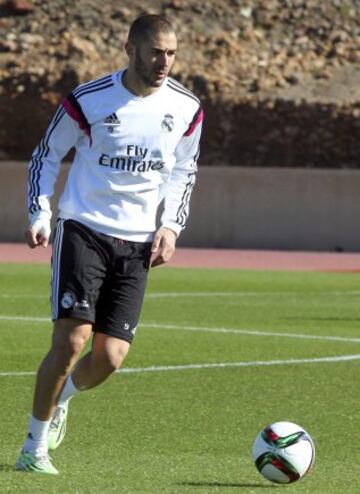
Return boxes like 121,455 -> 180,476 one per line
1,162 -> 359,251
181,166 -> 360,251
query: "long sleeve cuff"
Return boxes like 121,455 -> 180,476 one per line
29,209 -> 52,226
161,221 -> 182,237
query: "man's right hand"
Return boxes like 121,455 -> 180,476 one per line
25,219 -> 51,249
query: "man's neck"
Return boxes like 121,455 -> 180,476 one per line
122,69 -> 162,97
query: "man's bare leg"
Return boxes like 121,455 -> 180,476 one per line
33,319 -> 92,420
16,318 -> 92,474
72,333 -> 130,390
47,332 -> 130,452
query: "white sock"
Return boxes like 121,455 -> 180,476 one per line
57,374 -> 79,407
23,415 -> 51,454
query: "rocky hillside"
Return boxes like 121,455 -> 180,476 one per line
0,0 -> 359,167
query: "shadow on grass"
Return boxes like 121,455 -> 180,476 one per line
177,481 -> 277,489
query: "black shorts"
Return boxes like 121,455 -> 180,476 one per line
51,219 -> 152,343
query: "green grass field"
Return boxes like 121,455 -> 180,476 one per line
0,263 -> 359,494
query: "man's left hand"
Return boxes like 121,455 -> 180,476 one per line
151,227 -> 177,267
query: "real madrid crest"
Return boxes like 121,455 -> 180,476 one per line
161,114 -> 174,132
61,292 -> 74,309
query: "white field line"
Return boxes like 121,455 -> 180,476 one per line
0,291 -> 290,299
147,292 -> 360,298
142,323 -> 360,344
0,291 -> 266,299
1,354 -> 360,378
0,316 -> 50,322
118,354 -> 360,372
2,290 -> 360,299
0,315 -> 360,344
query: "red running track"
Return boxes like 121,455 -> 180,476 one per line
1,243 -> 360,272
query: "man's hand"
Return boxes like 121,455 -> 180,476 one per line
151,227 -> 177,267
25,219 -> 51,249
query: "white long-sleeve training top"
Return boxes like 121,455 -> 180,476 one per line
28,69 -> 203,242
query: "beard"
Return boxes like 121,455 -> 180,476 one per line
134,50 -> 164,88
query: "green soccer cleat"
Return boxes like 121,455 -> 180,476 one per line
48,402 -> 69,451
16,450 -> 59,475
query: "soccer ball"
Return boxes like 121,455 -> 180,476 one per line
252,421 -> 315,484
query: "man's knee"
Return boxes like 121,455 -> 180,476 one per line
105,344 -> 129,372
51,319 -> 92,365
93,335 -> 130,373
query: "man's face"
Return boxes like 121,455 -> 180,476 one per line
131,31 -> 177,88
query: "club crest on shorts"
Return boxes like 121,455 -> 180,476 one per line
61,292 -> 74,309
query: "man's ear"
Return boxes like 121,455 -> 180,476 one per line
125,41 -> 134,58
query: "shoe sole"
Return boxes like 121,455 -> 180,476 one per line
15,463 -> 59,475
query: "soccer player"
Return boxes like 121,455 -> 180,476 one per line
16,13 -> 203,474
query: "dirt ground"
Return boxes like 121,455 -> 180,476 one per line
1,0 -> 359,167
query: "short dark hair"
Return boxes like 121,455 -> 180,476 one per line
128,14 -> 175,45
